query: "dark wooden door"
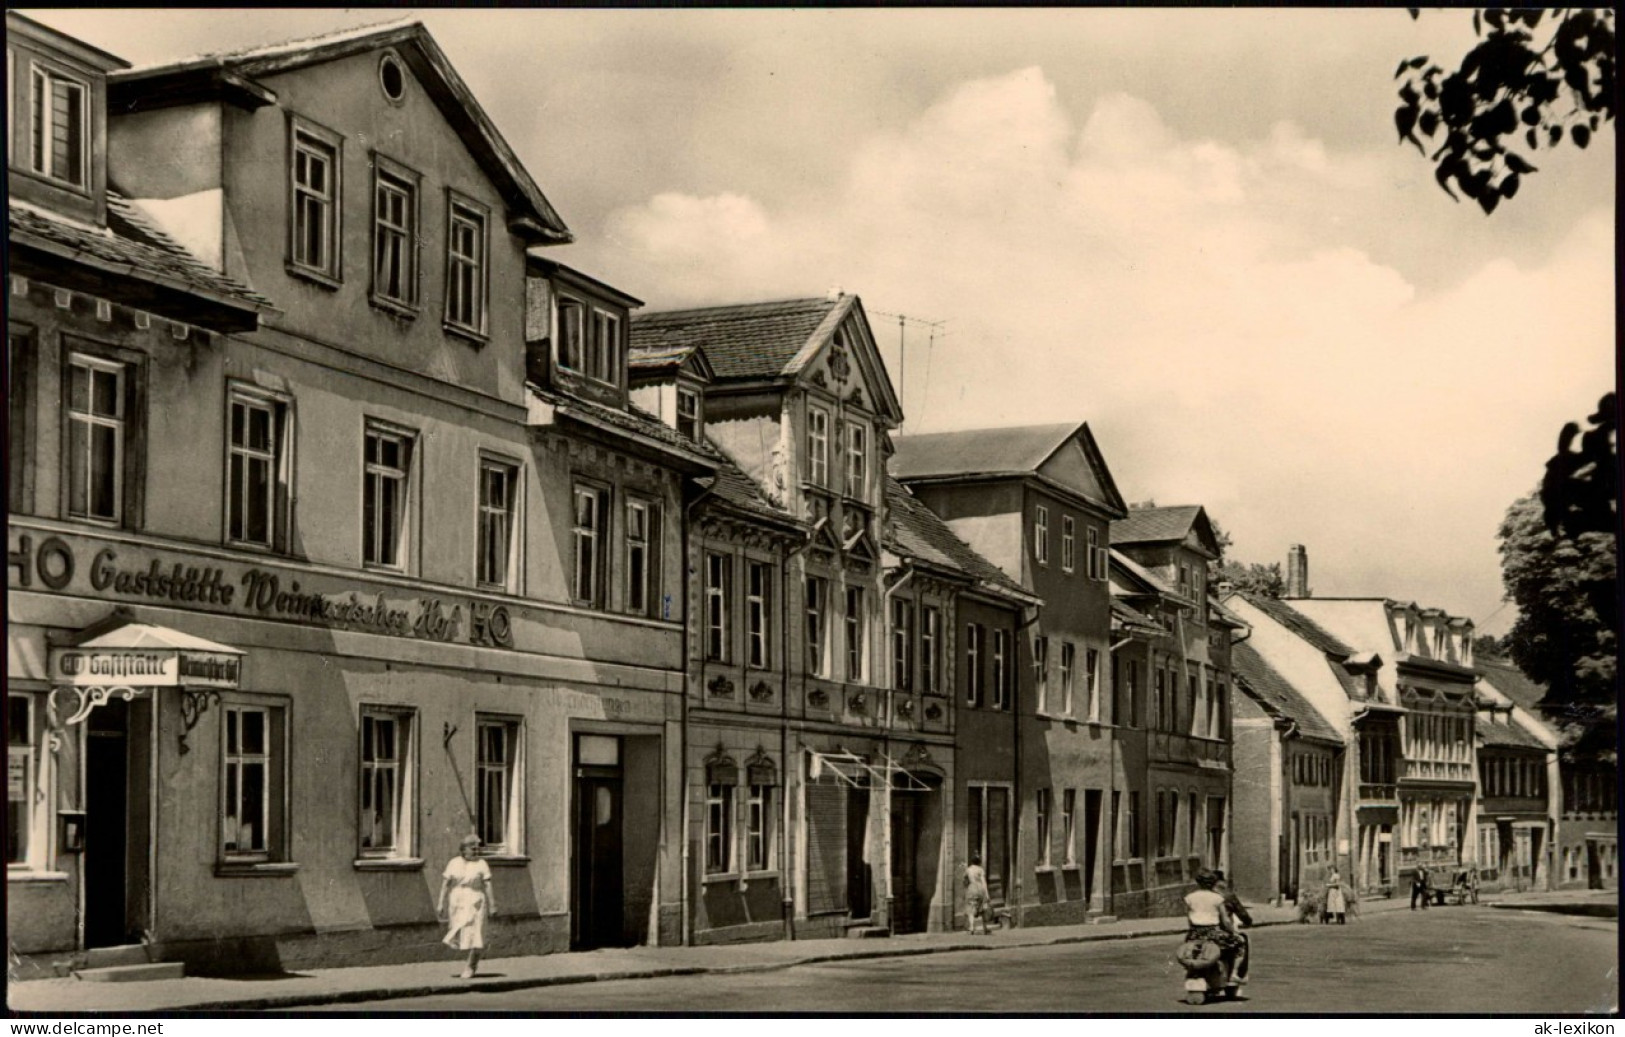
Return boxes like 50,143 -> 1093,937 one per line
846,787 -> 871,920
85,699 -> 129,948
572,774 -> 623,949
889,793 -> 920,933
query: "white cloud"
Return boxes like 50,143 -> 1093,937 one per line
603,66 -> 1612,631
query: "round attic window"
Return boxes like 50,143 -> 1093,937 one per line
379,53 -> 406,103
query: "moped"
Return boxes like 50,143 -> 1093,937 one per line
1177,932 -> 1246,1004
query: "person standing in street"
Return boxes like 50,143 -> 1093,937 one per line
964,853 -> 991,934
1323,868 -> 1348,924
1410,865 -> 1431,910
438,834 -> 495,978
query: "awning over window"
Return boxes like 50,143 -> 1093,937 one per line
806,749 -> 936,792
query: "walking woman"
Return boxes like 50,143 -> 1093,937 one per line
1323,868 -> 1348,924
438,835 -> 495,978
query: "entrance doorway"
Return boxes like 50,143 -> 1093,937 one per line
85,697 -> 151,949
889,792 -> 921,933
1083,790 -> 1102,907
847,786 -> 872,921
571,735 -> 624,950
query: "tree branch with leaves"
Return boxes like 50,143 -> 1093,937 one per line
1396,8 -> 1614,213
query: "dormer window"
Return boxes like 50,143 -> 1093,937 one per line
30,62 -> 88,189
590,310 -> 622,386
558,298 -> 585,371
676,386 -> 701,440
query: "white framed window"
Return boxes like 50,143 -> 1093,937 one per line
363,422 -> 415,570
572,484 -> 608,607
475,716 -> 522,854
1036,787 -> 1051,867
992,630 -> 1009,711
359,707 -> 415,858
625,499 -> 656,616
477,458 -> 519,590
289,117 -> 341,280
1034,635 -> 1050,713
445,192 -> 488,336
705,552 -> 732,663
891,597 -> 914,692
747,781 -> 774,872
966,623 -> 983,707
558,298 -> 585,373
29,62 -> 87,188
676,386 -> 701,440
805,576 -> 828,676
1060,641 -> 1075,716
1062,789 -> 1078,866
1035,505 -> 1049,565
371,156 -> 419,309
589,309 -> 622,385
1062,515 -> 1076,573
1086,527 -> 1105,581
705,783 -> 734,874
845,421 -> 867,498
845,585 -> 866,682
7,694 -> 42,869
747,560 -> 771,668
66,353 -> 126,523
222,701 -> 287,862
807,407 -> 829,487
921,605 -> 941,695
226,387 -> 292,551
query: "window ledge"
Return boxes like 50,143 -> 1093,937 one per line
369,295 -> 420,321
702,871 -> 741,885
1061,863 -> 1081,872
8,869 -> 71,884
743,869 -> 780,880
482,854 -> 531,868
286,264 -> 342,291
442,321 -> 489,347
215,861 -> 300,878
354,856 -> 425,872
1033,864 -> 1057,874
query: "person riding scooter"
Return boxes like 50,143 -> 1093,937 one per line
1179,869 -> 1246,1004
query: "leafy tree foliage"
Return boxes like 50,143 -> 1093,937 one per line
1472,632 -> 1508,658
1497,492 -> 1617,762
1540,391 -> 1618,550
1396,9 -> 1615,213
1215,560 -> 1286,599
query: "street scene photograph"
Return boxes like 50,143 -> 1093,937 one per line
5,5 -> 1616,1023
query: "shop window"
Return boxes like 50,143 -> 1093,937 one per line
289,117 -> 341,281
7,694 -> 40,868
747,560 -> 772,668
371,156 -> 419,310
705,553 -> 732,662
572,484 -> 609,607
30,62 -> 87,188
359,707 -> 415,858
363,422 -> 415,570
477,458 -> 519,591
226,387 -> 292,551
222,702 -> 288,862
475,716 -> 522,855
444,192 -> 488,337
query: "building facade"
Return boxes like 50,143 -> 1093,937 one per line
894,422 -> 1128,925
1106,505 -> 1237,916
9,17 -> 709,973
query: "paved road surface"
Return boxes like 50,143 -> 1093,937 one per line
304,906 -> 1616,1014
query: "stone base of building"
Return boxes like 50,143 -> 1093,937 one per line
692,919 -> 786,946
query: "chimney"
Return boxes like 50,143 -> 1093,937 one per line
1286,544 -> 1310,599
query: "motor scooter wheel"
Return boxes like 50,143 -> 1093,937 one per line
1185,991 -> 1206,1005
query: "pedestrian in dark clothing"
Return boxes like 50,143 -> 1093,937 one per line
1213,869 -> 1252,983
1410,865 -> 1431,910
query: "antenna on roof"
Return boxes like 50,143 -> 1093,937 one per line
869,309 -> 947,433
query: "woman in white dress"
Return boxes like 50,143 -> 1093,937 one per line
1323,868 -> 1348,924
437,835 -> 495,978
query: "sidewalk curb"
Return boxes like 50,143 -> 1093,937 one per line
36,912 -> 1354,1012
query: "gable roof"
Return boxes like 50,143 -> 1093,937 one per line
9,193 -> 274,332
630,295 -> 901,419
1239,593 -> 1356,658
1232,641 -> 1343,745
884,478 -> 1035,605
1474,655 -> 1548,714
1111,505 -> 1220,558
891,421 -> 1127,516
108,21 -> 569,244
627,341 -> 715,385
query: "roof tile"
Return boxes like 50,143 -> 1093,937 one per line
884,478 -> 1030,600
631,298 -> 838,382
1232,641 -> 1343,744
891,423 -> 1078,480
1110,505 -> 1204,546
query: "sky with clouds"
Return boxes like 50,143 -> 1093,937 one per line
28,8 -> 1615,635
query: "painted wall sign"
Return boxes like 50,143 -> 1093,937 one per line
10,531 -> 514,650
